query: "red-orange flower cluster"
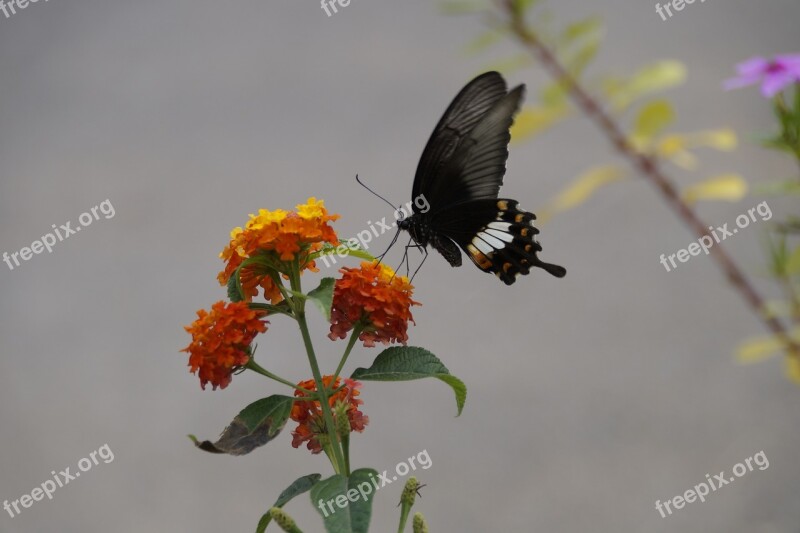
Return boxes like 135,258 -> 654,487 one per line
290,376 -> 368,454
328,261 -> 419,347
181,301 -> 268,390
217,198 -> 340,302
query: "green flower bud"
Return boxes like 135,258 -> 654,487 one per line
269,507 -> 303,533
401,477 -> 420,507
413,512 -> 429,533
334,401 -> 352,439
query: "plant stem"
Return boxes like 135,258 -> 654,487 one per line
289,263 -> 348,476
248,302 -> 292,317
333,323 -> 363,382
499,0 -> 800,358
246,359 -> 313,393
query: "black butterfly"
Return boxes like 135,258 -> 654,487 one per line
396,71 -> 566,285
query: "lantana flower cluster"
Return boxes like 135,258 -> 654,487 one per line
217,197 -> 340,302
181,198 -> 421,456
329,261 -> 420,347
290,376 -> 368,454
181,301 -> 268,390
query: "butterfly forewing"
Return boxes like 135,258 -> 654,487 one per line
427,86 -> 524,207
412,72 -> 509,207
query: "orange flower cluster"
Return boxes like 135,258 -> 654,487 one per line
217,198 -> 340,302
181,301 -> 268,390
328,261 -> 419,347
290,376 -> 368,454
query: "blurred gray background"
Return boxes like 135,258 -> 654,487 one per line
1,0 -> 799,531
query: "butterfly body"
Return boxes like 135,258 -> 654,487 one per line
397,216 -> 462,267
399,71 -> 566,285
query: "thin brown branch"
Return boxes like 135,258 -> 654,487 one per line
499,0 -> 799,357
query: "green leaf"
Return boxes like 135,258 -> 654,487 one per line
189,395 -> 294,455
308,278 -> 336,321
256,474 -> 322,533
310,469 -> 379,533
227,273 -> 244,302
754,179 -> 800,196
312,240 -> 377,264
766,234 -> 789,277
351,346 -> 467,416
511,0 -> 540,13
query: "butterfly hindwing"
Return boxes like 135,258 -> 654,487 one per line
430,199 -> 566,284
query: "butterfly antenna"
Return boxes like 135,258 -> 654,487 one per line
355,174 -> 400,211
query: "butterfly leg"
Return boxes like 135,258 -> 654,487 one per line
410,245 -> 429,283
375,226 -> 403,266
401,236 -> 419,277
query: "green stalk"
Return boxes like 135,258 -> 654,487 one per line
248,301 -> 292,317
246,359 -> 313,394
332,323 -> 363,382
289,261 -> 348,476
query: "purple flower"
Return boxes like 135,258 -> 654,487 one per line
723,54 -> 800,98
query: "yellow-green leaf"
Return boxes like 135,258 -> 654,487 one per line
610,60 -> 687,110
564,37 -> 601,77
787,245 -> 800,275
685,129 -> 738,151
510,105 -> 568,142
737,335 -> 786,364
785,356 -> 800,384
540,80 -> 569,107
632,100 -> 675,146
682,174 -> 748,204
439,0 -> 489,14
656,134 -> 686,156
538,165 -> 625,222
656,134 -> 697,169
762,300 -> 794,319
484,53 -> 533,75
559,17 -> 603,46
556,17 -> 604,78
463,29 -> 505,55
512,0 -> 540,13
